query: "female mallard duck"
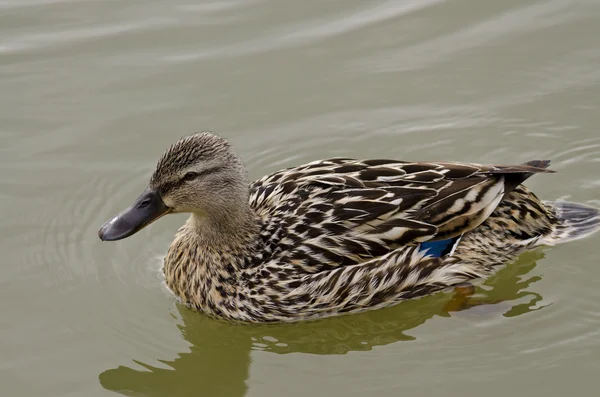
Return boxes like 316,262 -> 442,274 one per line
99,132 -> 600,323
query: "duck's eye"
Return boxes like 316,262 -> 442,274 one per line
183,171 -> 199,182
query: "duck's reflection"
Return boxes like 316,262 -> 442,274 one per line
99,251 -> 547,397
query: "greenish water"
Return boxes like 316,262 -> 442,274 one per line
1,0 -> 600,396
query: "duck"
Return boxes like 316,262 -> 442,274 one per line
98,132 -> 600,323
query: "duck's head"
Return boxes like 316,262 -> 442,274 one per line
98,132 -> 249,241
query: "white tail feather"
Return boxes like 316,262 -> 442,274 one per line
539,201 -> 600,245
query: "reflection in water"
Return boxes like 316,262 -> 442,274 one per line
99,251 -> 547,397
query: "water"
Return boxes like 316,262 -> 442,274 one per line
1,0 -> 600,396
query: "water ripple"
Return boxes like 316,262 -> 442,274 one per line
164,0 -> 446,62
0,19 -> 174,55
356,0 -> 580,73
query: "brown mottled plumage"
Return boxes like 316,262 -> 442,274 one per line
99,132 -> 600,323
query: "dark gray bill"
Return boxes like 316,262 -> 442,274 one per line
98,187 -> 171,241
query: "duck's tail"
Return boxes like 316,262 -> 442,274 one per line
540,201 -> 600,245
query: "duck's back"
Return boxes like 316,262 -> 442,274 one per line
247,158 -> 555,273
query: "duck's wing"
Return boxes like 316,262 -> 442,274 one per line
250,158 -> 552,269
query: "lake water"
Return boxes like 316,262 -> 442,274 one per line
2,0 -> 600,396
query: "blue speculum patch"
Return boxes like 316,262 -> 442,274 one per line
420,236 -> 461,257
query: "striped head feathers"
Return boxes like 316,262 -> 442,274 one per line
149,133 -> 253,236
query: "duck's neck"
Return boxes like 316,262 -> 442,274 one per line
162,204 -> 258,313
189,204 -> 257,248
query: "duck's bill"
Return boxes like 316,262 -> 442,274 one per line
98,187 -> 171,241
